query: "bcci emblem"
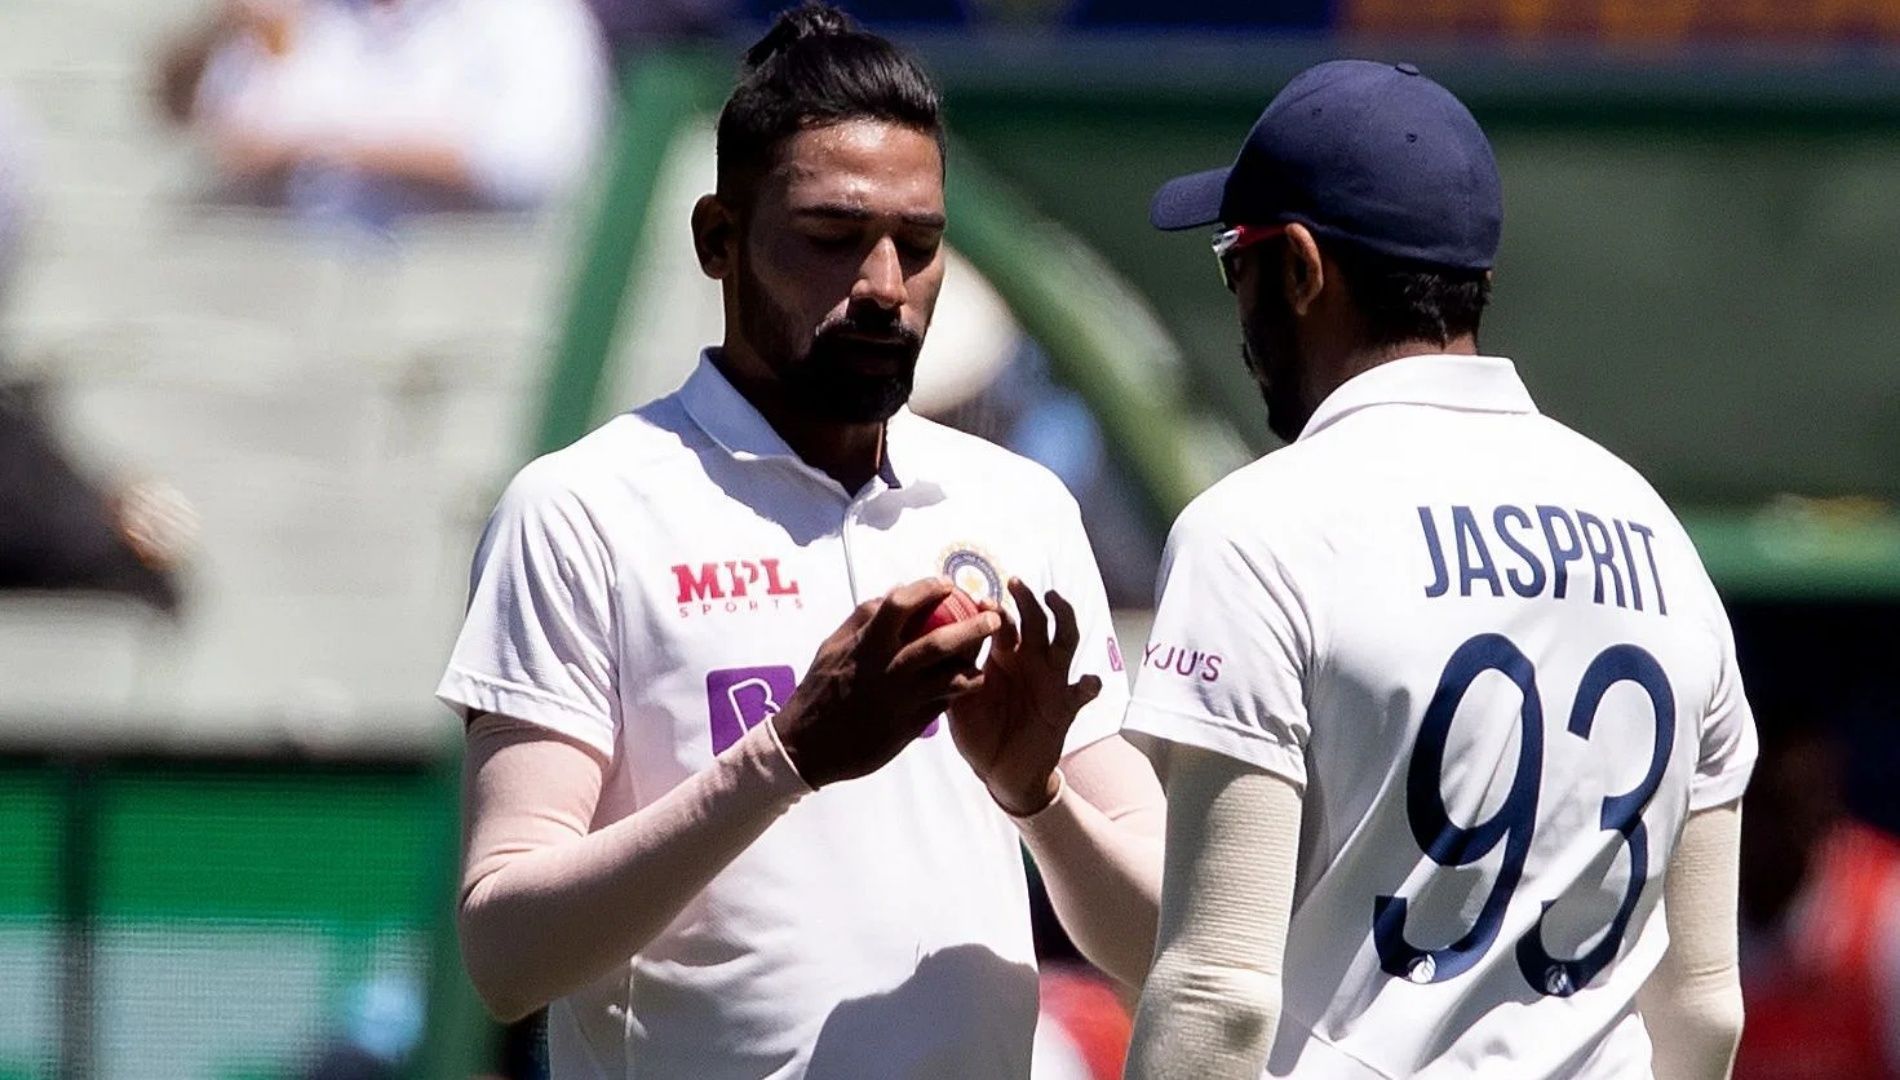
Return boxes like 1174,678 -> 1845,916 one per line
939,545 -> 1004,605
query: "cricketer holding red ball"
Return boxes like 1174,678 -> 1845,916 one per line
435,7 -> 1164,1079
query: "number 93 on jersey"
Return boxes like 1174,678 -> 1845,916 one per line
1373,632 -> 1677,999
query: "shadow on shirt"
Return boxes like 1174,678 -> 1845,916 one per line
639,394 -> 951,545
805,945 -> 1038,1080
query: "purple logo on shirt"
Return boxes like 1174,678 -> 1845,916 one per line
1143,642 -> 1224,683
706,665 -> 798,755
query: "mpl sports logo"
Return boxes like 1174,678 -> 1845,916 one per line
672,557 -> 803,618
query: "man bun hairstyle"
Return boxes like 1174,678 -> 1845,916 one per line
716,2 -> 945,204
740,1 -> 855,67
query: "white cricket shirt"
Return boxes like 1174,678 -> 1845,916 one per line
439,354 -> 1129,1080
1123,355 -> 1757,1079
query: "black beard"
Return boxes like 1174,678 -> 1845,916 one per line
734,257 -> 922,424
783,326 -> 922,424
1244,295 -> 1307,443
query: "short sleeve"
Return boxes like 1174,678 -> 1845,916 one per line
1121,502 -> 1312,791
436,464 -> 619,760
1044,493 -> 1133,758
1691,594 -> 1758,812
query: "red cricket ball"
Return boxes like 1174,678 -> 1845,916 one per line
912,587 -> 983,639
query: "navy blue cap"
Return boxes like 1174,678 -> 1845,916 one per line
1150,59 -> 1502,271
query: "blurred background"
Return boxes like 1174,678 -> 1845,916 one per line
1,0 -> 1898,1077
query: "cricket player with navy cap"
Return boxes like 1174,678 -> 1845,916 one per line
1123,60 -> 1755,1079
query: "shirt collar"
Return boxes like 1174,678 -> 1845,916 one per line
1297,354 -> 1537,442
677,351 -> 910,489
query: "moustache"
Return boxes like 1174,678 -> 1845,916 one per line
812,316 -> 924,354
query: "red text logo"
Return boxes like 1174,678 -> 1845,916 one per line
672,559 -> 802,612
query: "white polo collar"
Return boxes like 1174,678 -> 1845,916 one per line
677,351 -> 911,489
1297,354 -> 1538,442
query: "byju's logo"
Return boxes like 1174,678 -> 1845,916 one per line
673,559 -> 802,617
706,665 -> 797,755
1143,641 -> 1224,683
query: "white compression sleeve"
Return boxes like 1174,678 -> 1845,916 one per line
1125,745 -> 1303,1080
1013,735 -> 1166,987
1638,800 -> 1746,1080
458,713 -> 810,1021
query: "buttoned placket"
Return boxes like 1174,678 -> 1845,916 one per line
820,428 -> 905,606
677,355 -> 910,607
840,480 -> 887,605
767,456 -> 895,607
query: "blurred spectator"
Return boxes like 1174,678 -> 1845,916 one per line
0,104 -> 187,612
1736,724 -> 1900,1080
156,0 -> 610,229
1727,600 -> 1900,1077
0,384 -> 187,613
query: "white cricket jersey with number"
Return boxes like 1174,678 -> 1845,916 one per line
1122,355 -> 1757,1079
437,354 -> 1129,1080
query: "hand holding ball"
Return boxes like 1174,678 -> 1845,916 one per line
909,586 -> 984,640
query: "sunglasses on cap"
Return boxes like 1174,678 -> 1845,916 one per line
1212,223 -> 1288,292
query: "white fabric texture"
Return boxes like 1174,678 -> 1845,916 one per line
1637,801 -> 1745,1080
439,355 -> 1133,1080
1122,355 -> 1759,1078
1122,503 -> 1313,790
1688,600 -> 1756,812
1126,745 -> 1302,1080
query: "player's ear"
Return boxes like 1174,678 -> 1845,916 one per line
1284,223 -> 1325,317
692,194 -> 739,280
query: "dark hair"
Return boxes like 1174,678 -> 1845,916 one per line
1327,238 -> 1492,349
716,3 -> 945,204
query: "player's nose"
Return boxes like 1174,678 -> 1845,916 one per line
851,237 -> 907,310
